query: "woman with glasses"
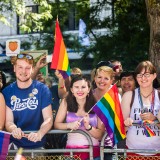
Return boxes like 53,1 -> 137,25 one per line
121,61 -> 160,158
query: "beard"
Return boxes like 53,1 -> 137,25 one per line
17,76 -> 31,83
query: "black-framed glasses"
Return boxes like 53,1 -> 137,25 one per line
137,72 -> 152,78
17,54 -> 33,60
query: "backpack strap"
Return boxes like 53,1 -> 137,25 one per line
130,90 -> 135,109
158,89 -> 160,101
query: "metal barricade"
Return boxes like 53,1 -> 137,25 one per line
7,129 -> 94,160
100,132 -> 160,160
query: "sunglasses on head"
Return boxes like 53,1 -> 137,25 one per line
17,54 -> 33,60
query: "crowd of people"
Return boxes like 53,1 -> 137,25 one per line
0,53 -> 160,159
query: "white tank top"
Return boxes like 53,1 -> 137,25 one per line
127,88 -> 160,153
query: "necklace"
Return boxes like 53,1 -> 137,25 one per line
138,88 -> 155,114
140,89 -> 153,98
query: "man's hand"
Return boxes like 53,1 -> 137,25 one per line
27,131 -> 42,142
35,55 -> 47,70
11,127 -> 25,139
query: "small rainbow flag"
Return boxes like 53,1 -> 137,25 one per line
0,131 -> 10,160
143,125 -> 155,137
93,85 -> 126,146
143,121 -> 156,137
51,20 -> 71,79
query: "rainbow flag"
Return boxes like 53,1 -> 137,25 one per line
0,131 -> 10,160
143,120 -> 156,137
93,85 -> 126,146
143,125 -> 155,137
51,20 -> 71,79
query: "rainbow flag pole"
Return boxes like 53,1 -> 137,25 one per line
51,19 -> 71,79
92,84 -> 126,146
70,82 -> 126,146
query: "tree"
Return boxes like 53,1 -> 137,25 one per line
145,0 -> 160,76
34,0 -> 150,71
0,0 -> 52,32
0,0 -> 151,71
86,0 -> 150,70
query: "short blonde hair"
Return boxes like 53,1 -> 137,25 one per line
95,66 -> 115,79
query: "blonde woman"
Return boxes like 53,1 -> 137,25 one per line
92,62 -> 119,160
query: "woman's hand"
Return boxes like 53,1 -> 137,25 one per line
55,70 -> 63,79
83,113 -> 90,130
124,118 -> 133,127
140,112 -> 156,121
67,121 -> 81,130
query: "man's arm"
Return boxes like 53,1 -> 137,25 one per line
38,104 -> 53,137
27,105 -> 53,142
5,106 -> 25,139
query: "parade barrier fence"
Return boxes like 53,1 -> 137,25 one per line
7,129 -> 160,160
101,131 -> 160,160
7,129 -> 94,160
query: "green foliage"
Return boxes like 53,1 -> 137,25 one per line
0,0 -> 52,32
32,0 -> 150,70
0,0 -> 150,71
87,0 -> 150,70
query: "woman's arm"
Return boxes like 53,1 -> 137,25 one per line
121,91 -> 134,128
0,93 -> 5,130
54,99 -> 81,130
55,70 -> 68,99
54,99 -> 68,129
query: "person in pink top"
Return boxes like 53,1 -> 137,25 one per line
54,75 -> 104,160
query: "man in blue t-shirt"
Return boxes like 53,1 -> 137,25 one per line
3,53 -> 53,149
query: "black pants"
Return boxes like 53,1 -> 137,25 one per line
104,146 -> 113,160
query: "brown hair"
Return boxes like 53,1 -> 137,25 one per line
135,61 -> 156,75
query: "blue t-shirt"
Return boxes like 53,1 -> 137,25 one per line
2,80 -> 52,149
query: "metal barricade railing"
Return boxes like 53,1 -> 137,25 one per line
8,129 -> 94,160
100,132 -> 160,160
